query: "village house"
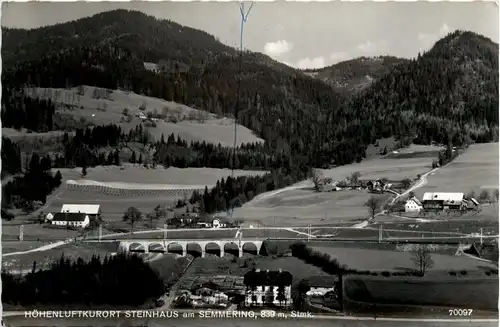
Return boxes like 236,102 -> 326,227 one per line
50,212 -> 90,228
422,192 -> 467,211
244,269 -> 293,308
405,196 -> 423,213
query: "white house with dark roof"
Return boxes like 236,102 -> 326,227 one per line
51,212 -> 90,228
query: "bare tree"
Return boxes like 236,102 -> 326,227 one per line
76,85 -> 85,95
349,172 -> 361,186
123,207 -> 142,233
401,177 -> 412,190
479,190 -> 491,203
311,169 -> 324,191
365,196 -> 381,220
411,244 -> 434,275
494,189 -> 499,202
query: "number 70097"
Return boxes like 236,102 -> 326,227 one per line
449,309 -> 473,316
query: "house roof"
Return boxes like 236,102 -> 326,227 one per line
244,270 -> 293,286
422,192 -> 464,204
307,275 -> 338,288
406,197 -> 423,206
61,204 -> 100,215
470,198 -> 480,206
52,212 -> 87,222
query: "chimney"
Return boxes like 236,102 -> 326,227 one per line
266,269 -> 269,273
255,269 -> 260,272
279,268 -> 282,273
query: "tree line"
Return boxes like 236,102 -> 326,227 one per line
1,253 -> 164,308
1,85 -> 56,132
189,169 -> 303,214
2,152 -> 62,212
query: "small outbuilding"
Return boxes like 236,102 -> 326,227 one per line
60,204 -> 101,219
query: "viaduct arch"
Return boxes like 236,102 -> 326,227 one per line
118,239 -> 264,258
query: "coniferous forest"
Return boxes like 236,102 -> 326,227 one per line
1,254 -> 165,308
1,9 -> 499,217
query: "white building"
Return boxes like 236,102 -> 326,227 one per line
405,197 -> 423,212
61,204 -> 101,218
51,212 -> 90,228
422,192 -> 466,210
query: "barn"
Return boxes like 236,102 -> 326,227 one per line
422,192 -> 466,210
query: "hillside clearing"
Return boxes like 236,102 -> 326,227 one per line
54,165 -> 267,186
231,189 -> 390,226
415,143 -> 499,198
318,145 -> 442,181
25,86 -> 264,146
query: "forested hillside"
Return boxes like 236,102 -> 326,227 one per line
351,31 -> 499,145
303,56 -> 409,94
3,10 -> 499,173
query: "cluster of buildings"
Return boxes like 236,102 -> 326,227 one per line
45,204 -> 101,228
173,270 -> 340,311
317,178 -> 392,193
404,192 -> 478,213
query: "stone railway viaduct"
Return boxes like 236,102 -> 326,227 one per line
117,239 -> 264,258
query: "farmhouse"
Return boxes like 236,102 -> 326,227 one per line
244,269 -> 293,307
51,212 -> 90,228
61,204 -> 101,219
367,179 -> 391,192
405,196 -> 423,213
422,192 -> 467,210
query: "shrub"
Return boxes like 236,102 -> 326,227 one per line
449,271 -> 456,276
485,272 -> 491,276
381,271 -> 390,277
460,270 -> 467,276
371,272 -> 378,276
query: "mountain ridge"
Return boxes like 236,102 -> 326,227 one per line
2,9 -> 499,170
302,55 -> 410,94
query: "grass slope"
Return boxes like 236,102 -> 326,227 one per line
25,86 -> 264,146
416,143 -> 499,197
55,164 -> 267,186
